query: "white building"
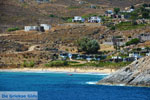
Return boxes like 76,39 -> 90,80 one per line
79,1 -> 87,4
24,24 -> 51,32
127,9 -> 134,13
105,10 -> 113,14
112,56 -> 122,60
88,16 -> 101,23
129,53 -> 142,60
72,16 -> 85,22
139,33 -> 150,42
146,53 -> 150,56
40,24 -> 51,31
24,26 -> 38,31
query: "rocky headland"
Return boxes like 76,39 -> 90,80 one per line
97,56 -> 150,87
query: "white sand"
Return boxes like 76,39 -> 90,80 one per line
0,67 -> 116,74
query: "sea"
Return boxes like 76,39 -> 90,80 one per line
0,72 -> 150,100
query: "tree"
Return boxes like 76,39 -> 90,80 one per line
131,5 -> 135,9
77,37 -> 100,54
142,11 -> 150,19
143,3 -> 149,7
86,40 -> 100,54
130,11 -> 138,20
114,8 -> 120,14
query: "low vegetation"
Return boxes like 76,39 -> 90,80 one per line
114,21 -> 146,30
7,27 -> 19,32
71,61 -> 131,69
45,60 -> 69,67
22,61 -> 35,67
82,14 -> 98,19
126,38 -> 140,46
44,60 -> 131,69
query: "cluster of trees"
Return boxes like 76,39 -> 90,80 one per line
141,7 -> 150,19
130,4 -> 150,20
142,3 -> 150,7
76,37 -> 100,54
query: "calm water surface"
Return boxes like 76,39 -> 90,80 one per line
0,72 -> 150,100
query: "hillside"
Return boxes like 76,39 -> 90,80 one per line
97,56 -> 150,87
1,0 -> 150,32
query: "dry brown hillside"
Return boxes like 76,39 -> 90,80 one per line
1,0 -> 150,32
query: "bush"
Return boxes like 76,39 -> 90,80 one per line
45,60 -> 68,67
49,14 -> 58,18
67,18 -> 73,22
126,38 -> 140,46
77,37 -> 100,54
22,61 -> 35,67
142,11 -> 150,19
110,26 -> 116,30
7,27 -> 19,32
143,3 -> 149,7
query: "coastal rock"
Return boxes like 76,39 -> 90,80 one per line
97,56 -> 150,86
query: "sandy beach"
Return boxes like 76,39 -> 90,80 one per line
0,67 -> 116,74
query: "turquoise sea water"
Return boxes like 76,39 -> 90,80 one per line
0,72 -> 150,100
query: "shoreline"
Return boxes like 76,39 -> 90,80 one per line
0,67 -> 116,75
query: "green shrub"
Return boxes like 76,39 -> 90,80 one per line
7,27 -> 19,32
110,26 -> 116,30
126,38 -> 140,46
70,61 -> 131,69
49,14 -> 58,18
67,18 -> 73,22
45,60 -> 68,67
60,17 -> 73,22
22,61 -> 35,67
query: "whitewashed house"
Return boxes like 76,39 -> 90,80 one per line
146,53 -> 150,56
79,1 -> 87,4
139,33 -> 150,42
88,16 -> 101,23
24,26 -> 38,31
40,24 -> 51,31
105,10 -> 113,14
72,16 -> 85,22
127,9 -> 134,13
24,24 -> 51,32
129,53 -> 142,60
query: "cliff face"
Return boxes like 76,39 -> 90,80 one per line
98,56 -> 150,87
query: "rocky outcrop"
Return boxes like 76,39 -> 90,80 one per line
97,56 -> 150,87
